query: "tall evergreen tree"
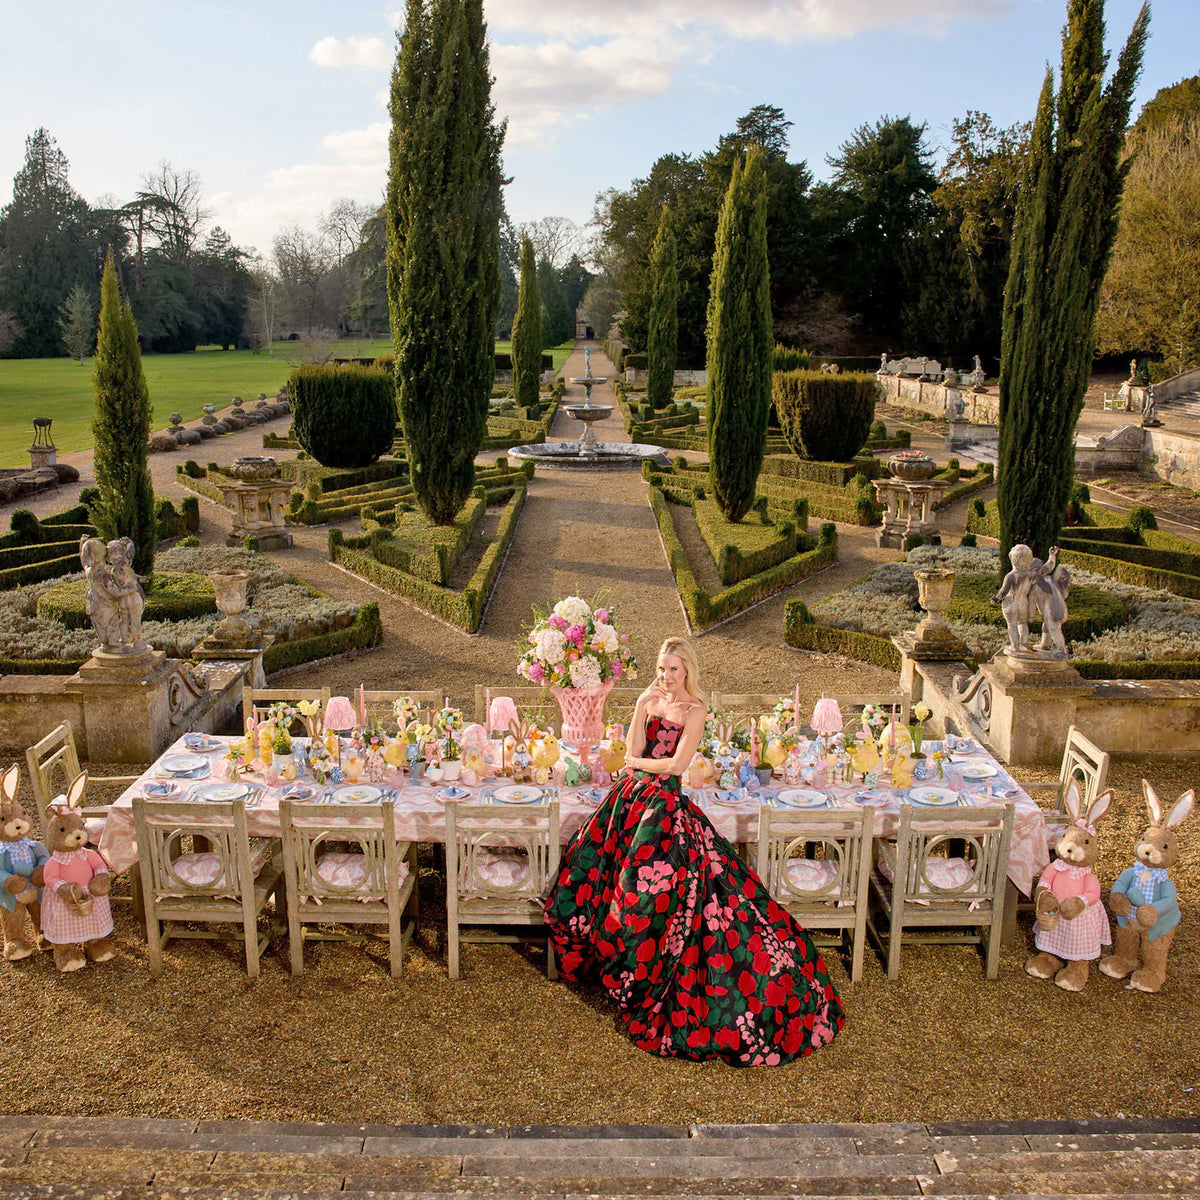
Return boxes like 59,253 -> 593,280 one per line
59,282 -> 96,364
90,251 -> 156,575
387,0 -> 504,525
511,234 -> 542,407
998,0 -> 1148,568
707,149 -> 772,523
646,204 -> 678,410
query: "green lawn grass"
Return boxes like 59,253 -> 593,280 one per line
0,339 -> 577,467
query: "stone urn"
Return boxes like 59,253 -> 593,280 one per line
914,567 -> 956,634
230,456 -> 279,482
169,413 -> 183,428
888,452 -> 937,481
202,404 -> 217,426
207,571 -> 257,648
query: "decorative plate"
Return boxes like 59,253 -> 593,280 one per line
959,763 -> 998,781
194,782 -> 252,802
183,734 -> 220,752
141,780 -> 179,799
435,785 -> 472,802
161,754 -> 208,775
578,787 -> 606,805
908,786 -> 960,806
492,784 -> 545,805
327,784 -> 384,805
775,788 -> 829,809
713,789 -> 756,806
281,784 -> 316,801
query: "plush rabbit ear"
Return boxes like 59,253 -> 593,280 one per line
1,764 -> 17,803
1062,777 -> 1083,821
507,718 -> 521,738
1086,788 -> 1113,826
1166,789 -> 1195,829
65,772 -> 88,811
1143,779 -> 1163,825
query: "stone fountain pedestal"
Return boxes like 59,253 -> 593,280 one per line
873,455 -> 949,548
217,457 -> 293,549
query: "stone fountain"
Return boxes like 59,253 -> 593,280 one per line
510,347 -> 667,471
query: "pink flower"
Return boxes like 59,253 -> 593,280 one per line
594,607 -> 611,623
612,660 -> 624,677
565,623 -> 586,647
528,662 -> 545,683
619,633 -> 628,643
547,614 -> 568,631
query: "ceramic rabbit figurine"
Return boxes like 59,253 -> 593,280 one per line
1099,780 -> 1194,993
1025,780 -> 1113,991
712,720 -> 739,791
508,718 -> 535,784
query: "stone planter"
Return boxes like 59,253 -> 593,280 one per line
914,567 -> 956,629
888,452 -> 937,481
230,456 -> 279,482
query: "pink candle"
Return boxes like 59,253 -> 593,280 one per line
793,684 -> 801,731
359,684 -> 367,727
890,703 -> 897,751
750,718 -> 759,768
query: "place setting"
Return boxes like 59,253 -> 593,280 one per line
905,786 -> 966,807
185,780 -> 266,806
771,787 -> 831,810
156,753 -> 212,781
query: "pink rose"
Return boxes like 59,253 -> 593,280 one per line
528,662 -> 545,683
594,608 -> 611,623
547,614 -> 568,631
566,623 -> 586,647
619,633 -> 628,643
612,660 -> 624,677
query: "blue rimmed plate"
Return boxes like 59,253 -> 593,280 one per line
435,785 -> 472,802
161,753 -> 208,776
183,733 -> 220,752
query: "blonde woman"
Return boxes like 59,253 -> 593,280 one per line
545,636 -> 844,1065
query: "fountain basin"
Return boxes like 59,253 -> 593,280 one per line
568,376 -> 607,388
509,442 -> 669,471
563,404 -> 614,421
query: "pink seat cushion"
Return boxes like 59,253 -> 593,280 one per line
785,858 -> 841,894
878,844 -> 977,903
84,816 -> 106,843
312,851 -> 409,900
462,847 -> 531,890
163,839 -> 273,896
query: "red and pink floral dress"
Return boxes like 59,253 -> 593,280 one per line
545,714 -> 845,1065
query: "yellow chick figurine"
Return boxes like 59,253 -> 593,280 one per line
383,739 -> 407,769
890,753 -> 915,790
531,730 -> 560,774
849,736 -> 880,781
764,739 -> 788,770
600,733 -> 627,778
686,752 -> 714,789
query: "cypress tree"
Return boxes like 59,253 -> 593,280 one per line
387,0 -> 504,525
706,149 -> 772,523
511,234 -> 541,408
90,251 -> 156,576
998,0 -> 1148,568
646,204 -> 678,411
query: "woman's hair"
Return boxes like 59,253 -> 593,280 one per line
658,636 -> 706,706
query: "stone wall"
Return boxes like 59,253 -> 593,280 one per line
1142,427 -> 1200,490
876,374 -> 1000,424
626,368 -> 708,387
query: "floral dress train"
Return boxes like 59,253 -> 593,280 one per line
544,714 -> 845,1065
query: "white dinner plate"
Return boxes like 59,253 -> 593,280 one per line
908,787 -> 960,806
327,784 -> 384,805
161,754 -> 208,775
959,763 -> 998,781
492,784 -> 545,805
775,788 -> 828,809
194,782 -> 252,803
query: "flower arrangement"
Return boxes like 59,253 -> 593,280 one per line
908,701 -> 932,755
434,706 -> 463,735
392,696 -> 421,730
517,595 -> 637,689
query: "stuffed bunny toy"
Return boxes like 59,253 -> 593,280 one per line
1026,781 -> 1113,991
508,719 -> 535,784
40,774 -> 115,973
1100,781 -> 1194,993
1,765 -> 49,962
712,720 -> 739,791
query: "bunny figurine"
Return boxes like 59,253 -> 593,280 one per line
1,765 -> 49,962
40,774 -> 115,972
1099,780 -> 1194,993
1025,781 -> 1113,991
712,721 -> 739,791
509,719 -> 535,785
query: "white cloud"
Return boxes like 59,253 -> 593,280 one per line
309,34 -> 391,70
321,121 -> 389,160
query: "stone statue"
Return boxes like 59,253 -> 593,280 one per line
1129,358 -> 1138,382
992,543 -> 1070,657
942,366 -> 960,386
965,355 -> 987,391
1142,384 -> 1161,427
80,535 -> 147,654
584,346 -> 592,376
945,387 -> 966,420
879,352 -> 888,372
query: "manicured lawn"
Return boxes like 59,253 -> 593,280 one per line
0,339 -> 577,466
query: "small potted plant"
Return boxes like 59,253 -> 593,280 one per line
907,701 -> 932,757
441,735 -> 462,782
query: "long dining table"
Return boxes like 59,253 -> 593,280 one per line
99,735 -> 1050,905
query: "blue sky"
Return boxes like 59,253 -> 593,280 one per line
1,1 -> 1195,259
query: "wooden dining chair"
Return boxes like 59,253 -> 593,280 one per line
756,807 -> 873,983
1017,725 -> 1109,840
26,722 -> 139,843
241,685 -> 330,733
444,799 -> 560,980
278,799 -> 419,979
132,797 -> 284,979
866,803 -> 1014,980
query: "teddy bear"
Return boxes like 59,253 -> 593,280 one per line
1,765 -> 49,963
1025,781 -> 1113,991
39,773 -> 115,972
1099,780 -> 1194,994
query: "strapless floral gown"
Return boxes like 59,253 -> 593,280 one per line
545,714 -> 845,1065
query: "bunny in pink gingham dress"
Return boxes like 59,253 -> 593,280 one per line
41,849 -> 113,945
1033,857 -> 1111,961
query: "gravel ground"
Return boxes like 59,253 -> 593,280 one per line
3,346 -> 1198,1124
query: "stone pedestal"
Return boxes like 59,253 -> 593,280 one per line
872,478 -> 949,548
217,479 -> 294,549
73,649 -> 179,763
974,657 -> 1090,765
192,634 -> 273,691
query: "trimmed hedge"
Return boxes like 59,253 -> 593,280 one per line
783,600 -> 904,671
262,601 -> 383,673
760,454 -> 883,486
288,363 -> 398,468
37,571 -> 217,629
773,370 -> 878,462
1059,535 -> 1200,579
330,485 -> 527,633
693,498 -> 800,585
0,552 -> 84,590
1071,659 -> 1200,680
1058,546 -> 1200,600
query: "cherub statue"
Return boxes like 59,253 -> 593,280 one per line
992,543 -> 1070,657
105,537 -> 145,646
80,536 -> 122,649
1142,385 -> 1161,427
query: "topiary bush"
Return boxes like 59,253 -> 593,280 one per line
773,370 -> 878,462
960,532 -> 978,548
1127,505 -> 1158,536
288,363 -> 398,469
772,344 -> 812,373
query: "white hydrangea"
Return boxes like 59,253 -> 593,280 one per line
553,596 -> 592,626
591,623 -> 618,653
535,627 -> 567,664
569,654 -> 603,690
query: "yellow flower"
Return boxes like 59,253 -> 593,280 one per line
913,701 -> 931,723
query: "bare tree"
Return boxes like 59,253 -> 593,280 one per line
272,226 -> 335,333
140,162 -> 211,261
517,215 -> 587,271
321,198 -> 374,267
248,256 -> 278,356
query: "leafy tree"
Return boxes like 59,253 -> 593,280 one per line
646,205 -> 678,409
90,251 -> 156,576
1134,73 -> 1200,134
344,207 -> 389,337
555,252 -> 593,322
511,235 -> 542,407
998,0 -> 1148,571
59,282 -> 96,364
707,149 -> 772,523
387,0 -> 503,525
581,273 -> 620,339
0,129 -> 97,357
192,227 -> 251,349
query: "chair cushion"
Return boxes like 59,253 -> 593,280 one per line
785,858 -> 841,893
84,816 -> 106,842
312,851 -> 409,900
463,847 -> 531,890
162,839 -> 274,895
877,843 -> 977,904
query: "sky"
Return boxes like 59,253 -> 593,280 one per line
2,0 -> 1196,261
